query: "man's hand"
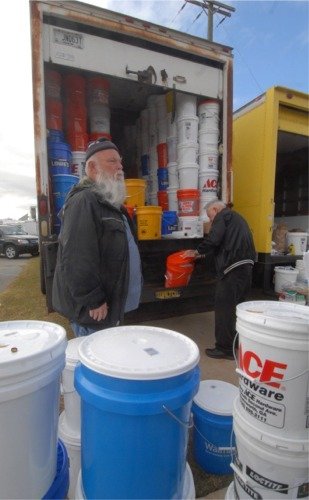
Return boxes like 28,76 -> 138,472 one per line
89,302 -> 108,321
182,249 -> 200,259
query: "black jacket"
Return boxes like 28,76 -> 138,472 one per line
52,178 -> 139,329
197,208 -> 256,279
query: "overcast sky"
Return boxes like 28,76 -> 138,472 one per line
0,0 -> 308,220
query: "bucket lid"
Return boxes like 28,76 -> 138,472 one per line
0,321 -> 67,378
236,300 -> 309,331
78,325 -> 200,380
193,379 -> 238,415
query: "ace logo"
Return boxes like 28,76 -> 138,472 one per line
204,179 -> 217,188
238,344 -> 287,389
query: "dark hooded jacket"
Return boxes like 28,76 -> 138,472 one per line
197,208 -> 256,279
52,178 -> 139,329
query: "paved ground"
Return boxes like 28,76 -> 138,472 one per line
0,255 -> 34,292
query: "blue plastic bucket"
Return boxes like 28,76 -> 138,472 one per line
75,325 -> 200,499
162,210 -> 178,235
157,167 -> 169,191
48,141 -> 72,174
141,154 -> 149,175
43,439 -> 69,499
192,380 -> 238,475
47,129 -> 65,143
52,174 -> 79,224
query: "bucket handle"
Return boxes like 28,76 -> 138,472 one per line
233,332 -> 309,385
193,421 -> 236,456
163,405 -> 193,428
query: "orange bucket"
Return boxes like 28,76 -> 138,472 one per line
67,132 -> 89,152
88,76 -> 110,105
64,74 -> 86,93
157,143 -> 168,167
125,205 -> 135,220
157,190 -> 169,211
177,189 -> 200,216
165,251 -> 195,288
46,98 -> 63,130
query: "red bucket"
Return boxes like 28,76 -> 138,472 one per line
157,190 -> 169,211
88,76 -> 110,105
157,143 -> 168,167
165,251 -> 195,288
177,189 -> 200,217
46,98 -> 63,130
67,133 -> 89,152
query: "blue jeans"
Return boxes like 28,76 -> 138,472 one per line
70,322 -> 97,337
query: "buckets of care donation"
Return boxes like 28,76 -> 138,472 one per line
235,301 -> 309,442
74,325 -> 200,500
136,205 -> 162,239
274,266 -> 299,293
232,397 -> 309,499
286,232 -> 308,255
192,380 -> 239,474
124,178 -> 146,207
0,321 -> 67,499
165,250 -> 195,288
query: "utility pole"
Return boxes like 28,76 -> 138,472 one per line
185,0 -> 235,41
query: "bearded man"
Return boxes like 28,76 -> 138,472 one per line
52,138 -> 142,336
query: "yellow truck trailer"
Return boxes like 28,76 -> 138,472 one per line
233,86 -> 308,291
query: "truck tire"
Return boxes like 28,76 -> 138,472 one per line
5,245 -> 19,259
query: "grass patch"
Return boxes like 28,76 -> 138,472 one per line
0,257 -> 73,339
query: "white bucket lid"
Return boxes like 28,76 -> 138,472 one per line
193,379 -> 238,415
0,321 -> 67,378
236,300 -> 309,332
65,337 -> 85,370
78,325 -> 200,380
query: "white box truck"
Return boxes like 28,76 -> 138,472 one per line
30,0 -> 233,319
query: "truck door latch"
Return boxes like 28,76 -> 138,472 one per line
126,65 -> 157,84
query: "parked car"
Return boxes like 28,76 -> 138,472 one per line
0,225 -> 39,259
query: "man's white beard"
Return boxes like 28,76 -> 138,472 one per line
94,170 -> 126,208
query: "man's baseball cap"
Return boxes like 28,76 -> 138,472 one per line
85,137 -> 119,162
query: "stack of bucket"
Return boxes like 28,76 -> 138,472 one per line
64,74 -> 88,165
0,321 -> 68,499
197,99 -> 220,221
175,93 -> 201,237
87,76 -> 111,142
146,95 -> 159,205
156,95 -> 169,212
228,301 -> 309,499
74,325 -> 200,499
45,69 -> 63,131
58,338 -> 84,499
166,91 -> 179,213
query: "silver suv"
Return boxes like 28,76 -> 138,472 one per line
0,225 -> 39,259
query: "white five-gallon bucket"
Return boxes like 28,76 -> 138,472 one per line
178,163 -> 199,189
198,169 -> 219,195
58,411 -> 81,500
177,142 -> 198,164
0,321 -> 67,499
71,151 -> 86,179
167,186 -> 178,211
198,129 -> 219,153
62,337 -> 84,434
274,266 -> 299,292
286,232 -> 308,255
236,301 -> 309,442
198,151 -> 219,170
176,93 -> 197,116
178,216 -> 203,237
177,117 -> 199,143
232,397 -> 308,499
167,162 -> 179,189
167,136 -> 177,163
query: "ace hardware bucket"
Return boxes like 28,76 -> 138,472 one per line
192,380 -> 238,475
232,397 -> 309,500
0,321 -> 66,499
235,301 -> 309,442
74,325 -> 200,499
